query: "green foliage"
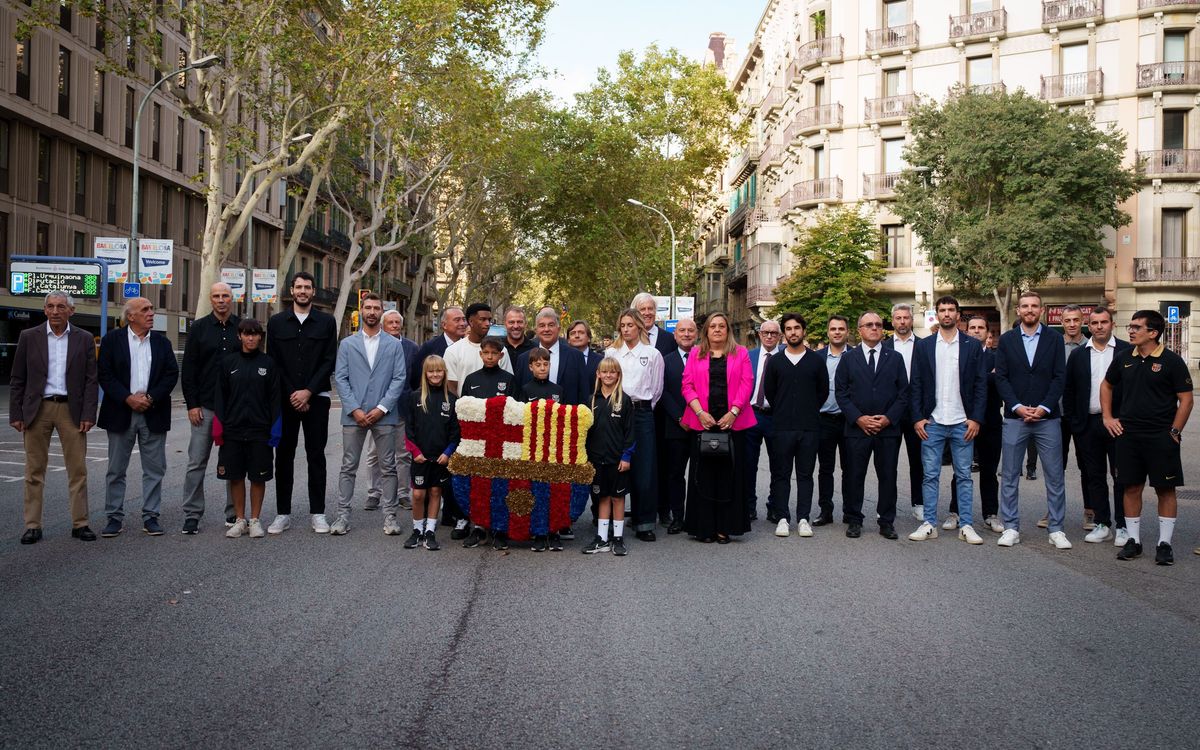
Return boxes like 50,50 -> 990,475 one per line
770,206 -> 888,344
892,87 -> 1138,322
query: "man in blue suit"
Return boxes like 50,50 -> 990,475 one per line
332,294 -> 407,536
567,319 -> 601,388
97,297 -> 179,537
409,306 -> 466,390
994,290 -> 1071,549
834,310 -> 910,540
365,309 -> 422,513
656,317 -> 697,534
514,307 -> 588,406
907,296 -> 988,544
745,320 -> 783,522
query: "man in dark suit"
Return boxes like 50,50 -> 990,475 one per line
409,305 -> 466,390
745,320 -> 782,522
514,307 -> 588,406
656,317 -> 697,534
632,292 -> 678,356
882,303 -> 923,521
816,315 -> 851,526
834,310 -> 910,540
97,297 -> 179,537
1063,305 -> 1132,545
994,290 -> 1071,549
9,291 -> 99,544
567,319 -> 601,388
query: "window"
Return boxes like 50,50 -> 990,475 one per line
884,0 -> 907,27
970,0 -> 992,12
125,86 -> 135,148
151,103 -> 161,161
813,79 -> 827,106
36,222 -> 50,254
58,47 -> 72,117
106,163 -> 118,225
810,10 -> 827,41
74,231 -> 86,258
882,224 -> 910,267
75,151 -> 88,216
883,138 -> 905,174
1162,209 -> 1186,259
0,212 -> 8,281
176,116 -> 185,171
93,70 -> 105,134
95,7 -> 106,50
0,121 -> 9,194
16,37 -> 31,100
126,26 -> 136,73
968,56 -> 992,87
811,145 -> 825,179
884,68 -> 903,97
59,1 -> 71,31
37,136 -> 52,206
1163,110 -> 1186,151
161,189 -> 170,238
181,258 -> 191,306
1165,31 -> 1188,64
182,195 -> 191,246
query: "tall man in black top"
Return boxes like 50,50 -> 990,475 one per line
656,317 -> 697,534
266,271 -> 339,535
762,313 -> 829,539
180,282 -> 239,533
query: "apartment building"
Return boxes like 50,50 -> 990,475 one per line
697,0 -> 1199,368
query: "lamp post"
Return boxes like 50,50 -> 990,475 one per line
129,54 -> 220,288
626,198 -> 678,319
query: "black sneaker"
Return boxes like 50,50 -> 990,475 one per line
464,527 -> 487,548
423,531 -> 440,551
143,518 -> 164,536
531,535 -> 548,552
583,536 -> 611,554
612,536 -> 628,556
1155,542 -> 1174,566
403,530 -> 422,549
548,533 -> 563,551
1025,469 -> 1037,481
558,526 -> 574,541
101,518 -> 122,538
491,531 -> 508,551
450,522 -> 470,541
1117,539 -> 1143,561
225,515 -> 237,528
181,518 -> 200,535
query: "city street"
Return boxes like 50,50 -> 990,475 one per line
2,398 -> 1199,749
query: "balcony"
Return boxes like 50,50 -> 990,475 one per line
761,143 -> 785,172
704,241 -> 730,267
313,287 -> 338,306
863,172 -> 902,199
729,142 -> 762,185
389,279 -> 413,298
745,207 -> 779,235
864,93 -> 916,122
1138,0 -> 1200,12
865,24 -> 919,55
970,82 -> 1007,95
1137,149 -> 1200,178
729,200 -> 750,237
794,103 -> 844,137
759,87 -> 785,122
1042,0 -> 1103,29
796,36 -> 844,71
1134,257 -> 1200,282
785,58 -> 804,91
783,177 -> 844,212
1136,62 -> 1200,91
949,9 -> 1007,43
1041,70 -> 1103,101
724,256 -> 748,287
330,229 -> 351,251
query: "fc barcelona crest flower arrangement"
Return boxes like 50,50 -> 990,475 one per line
450,396 -> 595,541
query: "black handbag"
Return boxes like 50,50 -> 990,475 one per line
698,430 -> 731,457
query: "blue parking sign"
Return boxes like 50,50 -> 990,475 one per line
1167,305 -> 1180,324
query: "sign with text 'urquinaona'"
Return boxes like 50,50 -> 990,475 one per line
10,261 -> 103,299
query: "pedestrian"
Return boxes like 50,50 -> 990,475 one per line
567,319 -> 601,385
502,305 -> 537,363
403,355 -> 459,552
681,311 -> 755,544
179,282 -> 239,533
266,271 -> 338,535
883,302 -> 923,521
518,347 -> 563,403
948,315 -> 1004,533
216,319 -> 282,539
330,294 -> 406,536
656,317 -> 697,535
834,311 -> 909,541
906,296 -> 988,545
762,312 -> 828,539
631,292 -> 677,356
9,291 -> 99,544
1039,304 -> 1092,530
514,307 -> 588,406
583,357 -> 635,556
815,315 -> 850,527
1103,309 -> 1193,565
994,290 -> 1072,549
365,309 -> 417,513
745,319 -> 783,523
605,308 -> 665,541
445,303 -> 512,396
96,297 -> 178,538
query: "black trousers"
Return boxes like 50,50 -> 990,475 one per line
1079,414 -> 1125,528
768,428 -> 820,522
899,420 -> 923,507
275,396 -> 329,514
629,406 -> 659,532
843,433 -> 900,526
743,407 -> 775,517
817,413 -> 847,519
1062,418 -> 1093,513
659,435 -> 690,523
950,425 -> 1000,518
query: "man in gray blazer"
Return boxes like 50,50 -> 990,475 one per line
332,294 -> 406,535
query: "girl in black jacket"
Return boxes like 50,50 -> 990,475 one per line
404,355 -> 460,551
583,357 -> 635,556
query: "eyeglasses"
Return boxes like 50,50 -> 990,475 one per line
860,322 -> 884,329
759,330 -> 781,336
1126,325 -> 1145,332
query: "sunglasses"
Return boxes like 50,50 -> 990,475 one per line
860,322 -> 884,329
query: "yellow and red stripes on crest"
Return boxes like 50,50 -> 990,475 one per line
523,399 -> 590,466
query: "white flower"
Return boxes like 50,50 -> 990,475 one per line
455,396 -> 487,423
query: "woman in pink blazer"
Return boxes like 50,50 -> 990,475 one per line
681,312 -> 756,542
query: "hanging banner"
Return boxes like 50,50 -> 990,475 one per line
674,296 -> 695,319
94,238 -> 130,282
221,268 -> 247,302
251,269 -> 278,303
138,239 -> 174,285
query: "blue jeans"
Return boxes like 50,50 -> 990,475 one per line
921,421 -> 974,527
1000,418 -> 1066,532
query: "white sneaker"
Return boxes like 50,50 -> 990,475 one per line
247,518 -> 265,538
1084,524 -> 1112,543
1048,531 -> 1072,550
958,525 -> 983,545
997,529 -> 1020,547
329,516 -> 349,535
1114,527 -> 1130,547
225,518 -> 247,538
454,518 -> 469,531
912,505 -> 924,521
941,513 -> 959,531
796,519 -> 813,538
383,514 -> 402,536
311,514 -> 330,534
984,515 -> 1004,534
908,522 -> 938,541
267,514 -> 291,535
774,519 -> 790,537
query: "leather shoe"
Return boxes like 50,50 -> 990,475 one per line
766,512 -> 780,524
812,514 -> 834,527
879,523 -> 898,540
20,528 -> 42,544
71,526 -> 97,542
667,519 -> 684,535
845,523 -> 862,538
635,530 -> 657,542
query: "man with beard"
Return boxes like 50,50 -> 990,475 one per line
365,309 -> 419,512
815,315 -> 850,527
883,302 -> 923,521
503,306 -> 536,363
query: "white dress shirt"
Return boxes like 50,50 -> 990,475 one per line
861,342 -> 882,371
362,329 -> 383,369
750,346 -> 779,407
931,333 -> 967,425
128,327 -> 153,394
605,341 -> 664,406
546,339 -> 561,383
647,325 -> 660,349
44,323 -> 71,397
1087,338 -> 1116,414
891,334 -> 915,378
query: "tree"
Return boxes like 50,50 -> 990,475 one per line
770,206 -> 888,344
892,87 -> 1139,330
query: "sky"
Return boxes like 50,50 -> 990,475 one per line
533,0 -> 758,103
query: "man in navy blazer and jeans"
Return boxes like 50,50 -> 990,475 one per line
994,290 -> 1071,549
835,310 -> 910,540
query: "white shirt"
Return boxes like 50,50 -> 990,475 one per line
784,348 -> 805,365
1087,338 -> 1116,414
128,327 -> 153,394
444,337 -> 513,392
677,347 -> 691,367
546,339 -> 561,383
362,329 -> 383,370
750,346 -> 780,407
891,334 -> 915,378
861,343 -> 882,371
294,311 -> 309,324
605,341 -> 664,406
44,323 -> 71,397
647,325 -> 660,349
931,333 -> 967,425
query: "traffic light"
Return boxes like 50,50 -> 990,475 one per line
350,310 -> 359,331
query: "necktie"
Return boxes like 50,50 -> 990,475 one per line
868,348 -> 876,373
754,352 -> 772,408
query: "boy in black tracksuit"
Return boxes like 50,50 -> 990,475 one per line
461,338 -> 516,399
518,347 -> 563,403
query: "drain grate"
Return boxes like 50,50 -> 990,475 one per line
1177,489 -> 1200,502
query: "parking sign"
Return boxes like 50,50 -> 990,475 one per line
1166,305 -> 1180,324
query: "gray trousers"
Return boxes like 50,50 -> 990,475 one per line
339,424 -> 398,519
181,407 -> 234,521
1000,418 -> 1067,533
366,430 -> 411,503
104,412 -> 167,522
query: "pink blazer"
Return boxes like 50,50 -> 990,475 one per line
680,346 -> 757,431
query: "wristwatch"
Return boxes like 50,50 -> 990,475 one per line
1169,427 -> 1181,440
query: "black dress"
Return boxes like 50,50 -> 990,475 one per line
684,355 -> 750,540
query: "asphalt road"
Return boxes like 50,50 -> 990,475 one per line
2,400 -> 1199,749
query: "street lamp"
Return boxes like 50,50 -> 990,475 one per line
626,198 -> 678,319
129,54 -> 220,287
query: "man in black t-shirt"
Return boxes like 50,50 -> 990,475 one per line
1102,309 -> 1194,566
